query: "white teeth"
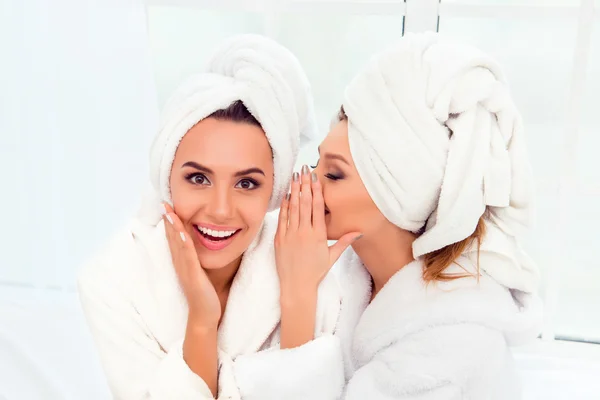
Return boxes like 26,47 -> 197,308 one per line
197,226 -> 237,238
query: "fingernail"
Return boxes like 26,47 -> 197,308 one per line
286,193 -> 291,201
354,234 -> 363,241
180,232 -> 186,242
302,165 -> 309,175
311,172 -> 317,183
293,172 -> 299,182
160,203 -> 167,215
166,214 -> 174,225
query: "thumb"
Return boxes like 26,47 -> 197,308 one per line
328,232 -> 363,266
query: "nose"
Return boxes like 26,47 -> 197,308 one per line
312,163 -> 324,184
206,185 -> 234,221
312,163 -> 328,194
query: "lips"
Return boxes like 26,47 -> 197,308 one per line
193,223 -> 242,251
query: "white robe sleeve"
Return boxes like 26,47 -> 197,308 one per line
226,335 -> 345,400
78,272 -> 215,400
343,324 -> 509,400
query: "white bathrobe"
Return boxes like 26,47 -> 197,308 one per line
78,34 -> 337,400
78,214 -> 345,400
235,224 -> 542,400
338,254 -> 541,399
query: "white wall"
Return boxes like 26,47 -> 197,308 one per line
0,0 -> 159,289
1,0 -> 598,340
438,11 -> 600,340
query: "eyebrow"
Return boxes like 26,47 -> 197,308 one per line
317,146 -> 350,165
181,161 -> 265,177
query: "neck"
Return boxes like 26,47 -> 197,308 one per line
204,255 -> 242,294
351,224 -> 416,298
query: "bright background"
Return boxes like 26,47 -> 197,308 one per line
0,1 -> 599,399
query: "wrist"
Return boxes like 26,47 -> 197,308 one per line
186,312 -> 219,334
280,286 -> 318,309
279,290 -> 318,349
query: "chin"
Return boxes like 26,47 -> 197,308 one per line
193,238 -> 248,270
196,250 -> 242,270
190,227 -> 252,270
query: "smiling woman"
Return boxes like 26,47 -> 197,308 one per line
76,34 -> 347,400
169,102 -> 274,269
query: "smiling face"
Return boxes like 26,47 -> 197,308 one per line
169,116 -> 274,270
313,119 -> 389,241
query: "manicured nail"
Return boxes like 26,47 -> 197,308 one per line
160,203 -> 167,215
180,232 -> 186,242
311,172 -> 317,183
353,234 -> 363,241
286,193 -> 291,201
302,165 -> 309,175
166,214 -> 174,225
293,172 -> 299,182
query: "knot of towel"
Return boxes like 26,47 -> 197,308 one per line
343,32 -> 535,260
139,34 -> 317,225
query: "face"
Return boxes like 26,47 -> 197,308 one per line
169,117 -> 274,270
313,120 -> 388,240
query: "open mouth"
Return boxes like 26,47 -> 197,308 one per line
194,225 -> 242,251
196,226 -> 240,241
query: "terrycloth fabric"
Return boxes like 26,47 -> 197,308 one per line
342,32 -> 534,259
223,34 -> 542,400
139,34 -> 317,225
227,242 -> 543,399
78,34 -> 338,400
78,214 -> 344,400
340,250 -> 542,400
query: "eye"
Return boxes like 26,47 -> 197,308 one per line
235,178 -> 259,190
186,173 -> 210,185
310,159 -> 320,169
325,173 -> 342,181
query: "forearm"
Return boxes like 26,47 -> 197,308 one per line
279,289 -> 318,349
183,313 -> 219,397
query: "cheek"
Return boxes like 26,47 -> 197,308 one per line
236,189 -> 272,229
325,182 -> 381,233
169,179 -> 197,221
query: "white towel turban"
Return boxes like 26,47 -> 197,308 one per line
139,34 -> 317,225
343,32 -> 535,260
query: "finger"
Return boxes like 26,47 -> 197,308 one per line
163,202 -> 174,215
277,192 -> 290,238
162,212 -> 186,280
161,203 -> 189,272
329,232 -> 363,266
161,203 -> 177,249
168,212 -> 188,251
299,165 -> 313,229
311,173 -> 326,239
288,171 -> 301,231
179,230 -> 196,258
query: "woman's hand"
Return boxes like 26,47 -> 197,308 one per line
275,166 -> 361,348
275,165 -> 361,297
162,203 -> 221,328
162,203 -> 220,396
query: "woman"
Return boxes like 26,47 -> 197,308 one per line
271,32 -> 543,399
78,34 -> 355,400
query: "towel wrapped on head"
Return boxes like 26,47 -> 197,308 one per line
139,34 -> 317,225
343,32 -> 536,288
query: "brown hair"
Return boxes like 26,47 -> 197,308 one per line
208,100 -> 261,128
336,105 -> 486,282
